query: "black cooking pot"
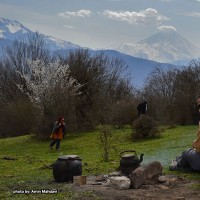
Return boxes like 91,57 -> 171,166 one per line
120,150 -> 144,175
53,155 -> 82,183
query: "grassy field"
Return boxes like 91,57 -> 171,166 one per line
0,125 -> 200,199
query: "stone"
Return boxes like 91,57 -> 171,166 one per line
156,185 -> 169,190
109,176 -> 131,190
130,161 -> 163,189
108,171 -> 120,176
158,175 -> 179,186
2,156 -> 17,160
95,175 -> 107,182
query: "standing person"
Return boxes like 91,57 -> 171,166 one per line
50,117 -> 66,150
137,101 -> 147,117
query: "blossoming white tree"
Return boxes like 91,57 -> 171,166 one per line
16,59 -> 82,112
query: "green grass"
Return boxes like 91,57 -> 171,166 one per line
0,125 -> 200,199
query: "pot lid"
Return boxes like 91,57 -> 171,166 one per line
122,154 -> 135,158
58,155 -> 82,160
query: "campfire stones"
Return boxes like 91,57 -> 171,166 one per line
83,161 -> 164,190
95,175 -> 108,182
109,176 -> 131,190
108,172 -> 120,176
158,175 -> 181,186
130,161 -> 163,189
72,161 -> 184,192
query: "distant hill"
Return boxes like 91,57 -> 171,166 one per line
93,49 -> 172,88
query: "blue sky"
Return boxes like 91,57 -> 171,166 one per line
0,0 -> 200,49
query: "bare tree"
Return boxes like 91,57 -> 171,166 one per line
0,61 -> 38,137
143,66 -> 178,124
0,33 -> 52,136
173,61 -> 200,125
142,61 -> 200,125
0,37 -> 135,137
60,49 -> 134,130
3,32 -> 50,72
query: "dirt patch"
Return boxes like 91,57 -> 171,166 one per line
71,175 -> 200,200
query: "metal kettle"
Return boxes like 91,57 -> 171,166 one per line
120,150 -> 144,175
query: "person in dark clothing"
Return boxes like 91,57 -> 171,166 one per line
137,101 -> 147,117
169,148 -> 200,172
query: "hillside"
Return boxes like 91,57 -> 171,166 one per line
0,126 -> 200,199
93,49 -> 171,88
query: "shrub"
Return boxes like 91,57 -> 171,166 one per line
109,99 -> 138,128
132,115 -> 159,140
97,125 -> 115,162
0,99 -> 39,138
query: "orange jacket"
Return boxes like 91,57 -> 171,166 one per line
52,128 -> 63,140
51,121 -> 66,140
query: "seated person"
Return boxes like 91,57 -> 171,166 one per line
169,148 -> 200,172
169,96 -> 200,172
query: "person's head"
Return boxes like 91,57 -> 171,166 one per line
58,117 -> 64,123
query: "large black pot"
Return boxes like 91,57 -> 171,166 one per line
120,150 -> 144,176
53,155 -> 82,182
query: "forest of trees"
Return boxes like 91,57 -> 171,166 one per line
0,32 -> 200,139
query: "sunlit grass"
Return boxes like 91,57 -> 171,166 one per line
0,125 -> 200,199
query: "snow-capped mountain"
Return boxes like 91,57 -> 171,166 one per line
42,35 -> 82,51
0,17 -> 30,39
0,17 -> 81,52
108,30 -> 200,63
0,17 -> 177,88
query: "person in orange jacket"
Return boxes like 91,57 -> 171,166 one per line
50,117 -> 66,150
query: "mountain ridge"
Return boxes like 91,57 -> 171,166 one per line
93,49 -> 171,88
0,17 -> 81,51
0,17 -> 186,88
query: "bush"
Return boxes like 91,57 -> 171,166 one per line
109,99 -> 137,128
132,115 -> 159,140
0,99 -> 39,138
97,125 -> 115,162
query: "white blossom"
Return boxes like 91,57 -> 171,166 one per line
16,59 -> 82,105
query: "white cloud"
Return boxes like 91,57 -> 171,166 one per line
158,25 -> 177,31
58,9 -> 92,18
160,0 -> 172,2
102,8 -> 169,26
185,11 -> 200,17
64,25 -> 75,29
